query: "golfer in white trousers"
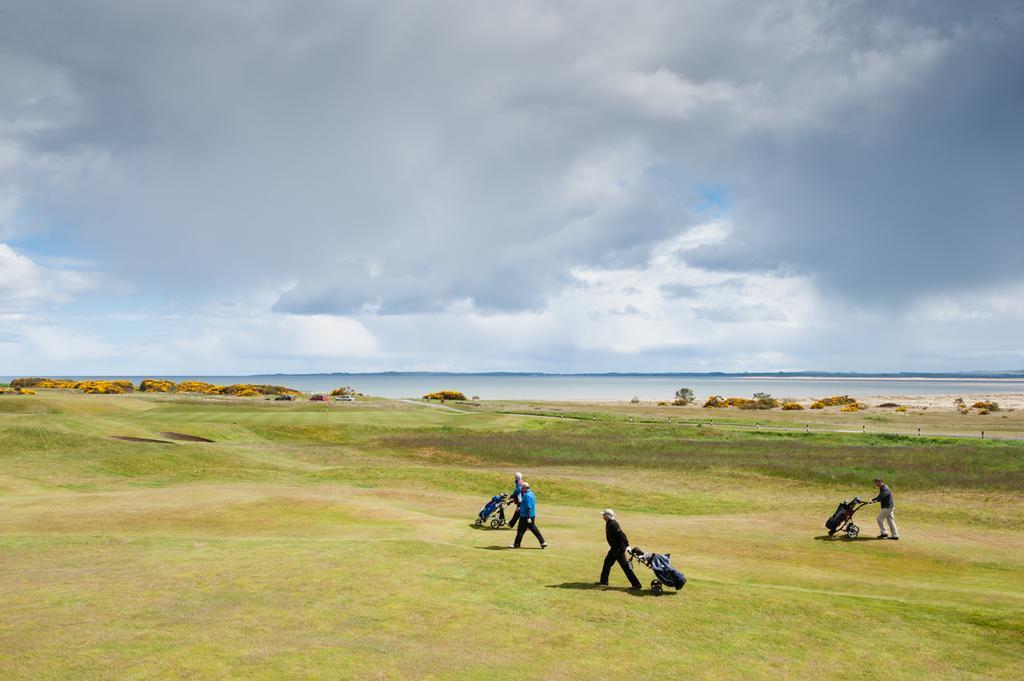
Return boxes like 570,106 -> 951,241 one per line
872,478 -> 899,540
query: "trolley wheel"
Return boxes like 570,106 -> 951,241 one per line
650,580 -> 664,595
490,518 -> 501,528
846,524 -> 860,539
475,518 -> 483,526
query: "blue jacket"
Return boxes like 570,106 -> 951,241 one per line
511,479 -> 523,504
520,490 -> 536,519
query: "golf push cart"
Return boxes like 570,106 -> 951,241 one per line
825,497 -> 873,538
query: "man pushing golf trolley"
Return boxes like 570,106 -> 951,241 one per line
825,479 -> 901,540
597,509 -> 686,595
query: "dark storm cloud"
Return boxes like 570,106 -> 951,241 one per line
687,23 -> 1024,299
2,0 -> 1022,316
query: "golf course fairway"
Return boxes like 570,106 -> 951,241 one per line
2,392 -> 1022,680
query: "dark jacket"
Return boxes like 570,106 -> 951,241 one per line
872,484 -> 894,509
605,518 -> 630,551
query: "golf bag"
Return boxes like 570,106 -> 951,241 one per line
475,493 -> 509,528
629,547 -> 686,593
825,496 -> 870,538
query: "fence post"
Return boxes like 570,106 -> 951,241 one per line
917,427 -> 921,436
756,422 -> 759,430
981,430 -> 985,439
805,424 -> 809,433
862,425 -> 865,433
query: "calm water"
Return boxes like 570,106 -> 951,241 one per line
6,374 -> 1024,401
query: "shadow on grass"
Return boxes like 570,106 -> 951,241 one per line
467,523 -> 512,531
475,545 -> 544,550
813,534 -> 884,542
547,582 -> 677,598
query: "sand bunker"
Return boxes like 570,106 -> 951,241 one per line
110,436 -> 174,444
158,432 -> 214,442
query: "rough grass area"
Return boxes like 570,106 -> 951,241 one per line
1,392 -> 1023,680
379,424 -> 1024,491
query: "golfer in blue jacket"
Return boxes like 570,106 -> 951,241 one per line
510,482 -> 547,549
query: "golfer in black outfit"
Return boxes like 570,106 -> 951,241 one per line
597,509 -> 642,589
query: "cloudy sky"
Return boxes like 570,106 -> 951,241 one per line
2,1 -> 1022,374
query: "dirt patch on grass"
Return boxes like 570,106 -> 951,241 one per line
110,436 -> 174,444
159,431 -> 215,442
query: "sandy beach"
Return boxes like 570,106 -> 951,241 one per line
857,393 -> 1024,410
580,392 -> 1024,410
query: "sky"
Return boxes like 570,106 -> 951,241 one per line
1,0 -> 1023,375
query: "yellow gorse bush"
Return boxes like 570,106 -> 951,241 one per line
839,402 -> 863,412
970,401 -> 1000,411
176,381 -> 299,396
781,402 -> 804,410
9,377 -> 297,397
76,380 -> 135,394
810,401 -> 825,409
177,381 -> 220,394
222,384 -> 300,396
817,395 -> 858,407
40,379 -> 81,389
423,390 -> 468,401
11,378 -> 80,389
703,395 -> 779,409
11,378 -> 134,393
139,379 -> 176,393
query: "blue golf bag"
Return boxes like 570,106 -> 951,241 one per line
475,493 -> 509,528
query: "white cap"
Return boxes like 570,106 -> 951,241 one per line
515,472 -> 523,480
521,481 -> 530,489
601,509 -> 614,518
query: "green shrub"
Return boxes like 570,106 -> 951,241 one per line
673,387 -> 694,405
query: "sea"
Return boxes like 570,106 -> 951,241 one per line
5,373 -> 1024,401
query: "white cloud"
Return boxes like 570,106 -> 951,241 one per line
0,243 -> 97,312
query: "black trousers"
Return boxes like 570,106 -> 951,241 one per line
513,517 -> 545,547
600,549 -> 642,587
508,507 -> 520,528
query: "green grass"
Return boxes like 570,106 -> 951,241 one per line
1,392 -> 1023,680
